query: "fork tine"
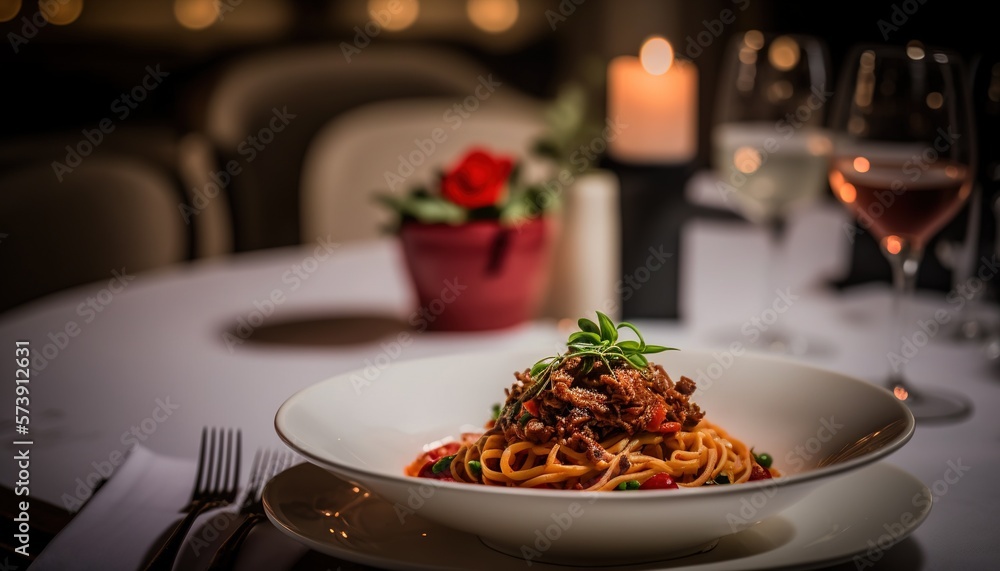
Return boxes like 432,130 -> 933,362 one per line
189,427 -> 208,504
232,430 -> 242,501
214,427 -> 225,494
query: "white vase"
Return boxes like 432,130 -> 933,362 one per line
540,169 -> 622,322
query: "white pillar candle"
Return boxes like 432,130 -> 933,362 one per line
607,37 -> 699,164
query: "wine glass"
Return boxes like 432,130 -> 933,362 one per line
828,42 -> 976,421
711,31 -> 833,355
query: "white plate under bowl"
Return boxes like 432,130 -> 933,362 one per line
263,460 -> 932,570
275,349 -> 914,566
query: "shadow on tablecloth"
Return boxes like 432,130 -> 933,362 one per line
225,314 -> 412,348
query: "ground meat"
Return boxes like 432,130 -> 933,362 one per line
497,356 -> 705,460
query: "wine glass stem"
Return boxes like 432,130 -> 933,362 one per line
887,245 -> 922,385
763,217 -> 786,316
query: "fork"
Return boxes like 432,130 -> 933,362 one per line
205,448 -> 294,570
142,427 -> 242,571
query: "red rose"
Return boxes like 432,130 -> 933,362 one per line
440,148 -> 514,209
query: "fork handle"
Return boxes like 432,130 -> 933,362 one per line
205,513 -> 265,571
142,501 -> 221,571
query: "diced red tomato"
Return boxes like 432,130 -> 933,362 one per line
749,464 -> 773,481
656,421 -> 681,433
639,473 -> 678,489
644,402 -> 666,432
426,442 -> 460,461
522,399 -> 539,417
407,442 -> 462,478
644,402 -> 683,433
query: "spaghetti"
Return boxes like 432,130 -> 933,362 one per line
406,314 -> 778,490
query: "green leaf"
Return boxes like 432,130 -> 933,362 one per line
616,322 -> 645,346
530,358 -> 553,379
642,345 -> 675,354
597,312 -> 617,344
568,331 -> 602,345
578,318 -> 600,334
626,354 -> 648,369
402,196 -> 467,224
617,340 -> 641,352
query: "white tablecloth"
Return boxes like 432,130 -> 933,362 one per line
3,227 -> 999,570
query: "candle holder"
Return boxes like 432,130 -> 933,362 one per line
601,156 -> 701,319
603,36 -> 706,319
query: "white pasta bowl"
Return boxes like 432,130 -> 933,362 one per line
275,348 -> 914,566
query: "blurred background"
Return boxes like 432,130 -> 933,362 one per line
1,0 -> 995,320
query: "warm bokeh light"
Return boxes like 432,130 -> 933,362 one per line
174,0 -> 218,30
640,36 -> 674,76
40,0 -> 83,25
885,235 -> 903,255
768,35 -> 800,71
906,41 -> 925,61
829,170 -> 844,190
0,0 -> 21,23
893,385 -> 909,401
369,0 -> 419,31
926,92 -> 944,109
837,182 -> 857,204
743,30 -> 764,50
467,0 -> 518,34
853,157 -> 870,173
733,146 -> 762,174
848,116 -> 867,135
767,79 -> 792,102
807,135 -> 832,156
945,165 -> 959,179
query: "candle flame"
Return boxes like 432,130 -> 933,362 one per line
640,36 -> 674,75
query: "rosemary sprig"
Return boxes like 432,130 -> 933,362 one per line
501,312 -> 676,423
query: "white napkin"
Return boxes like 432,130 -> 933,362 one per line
28,445 -> 314,571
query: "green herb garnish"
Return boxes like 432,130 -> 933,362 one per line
500,311 -> 676,424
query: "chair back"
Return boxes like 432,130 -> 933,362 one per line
0,155 -> 188,313
202,44 -> 498,251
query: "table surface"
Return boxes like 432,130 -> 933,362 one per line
3,226 -> 999,570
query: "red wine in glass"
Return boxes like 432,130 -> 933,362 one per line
830,154 -> 973,251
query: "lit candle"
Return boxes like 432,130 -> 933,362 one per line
607,37 -> 699,164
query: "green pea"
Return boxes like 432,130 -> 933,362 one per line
431,455 -> 455,474
755,452 -> 773,468
468,460 -> 482,476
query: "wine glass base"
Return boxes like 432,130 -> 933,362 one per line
887,381 -> 972,423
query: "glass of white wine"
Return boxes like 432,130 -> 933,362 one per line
712,31 -> 833,355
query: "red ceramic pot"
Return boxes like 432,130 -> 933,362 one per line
398,217 -> 556,331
